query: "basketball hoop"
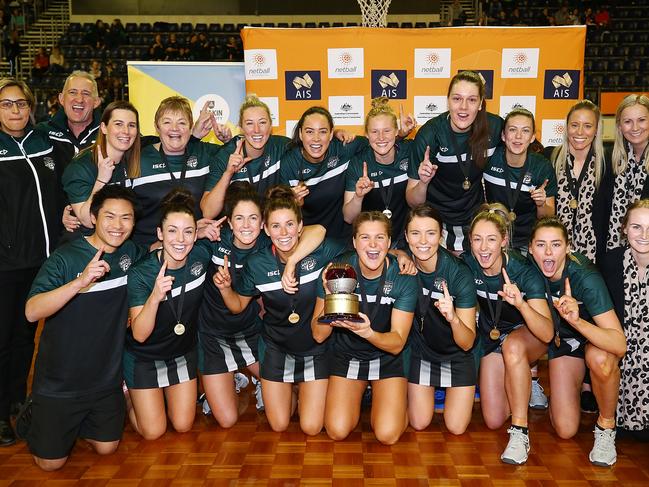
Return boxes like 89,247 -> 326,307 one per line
357,0 -> 392,27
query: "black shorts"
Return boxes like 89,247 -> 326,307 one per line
478,324 -> 525,357
548,335 -> 586,360
408,351 -> 476,388
27,389 -> 125,460
258,337 -> 328,383
198,332 -> 259,375
330,348 -> 410,381
123,349 -> 198,389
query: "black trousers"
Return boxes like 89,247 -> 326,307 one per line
0,267 -> 39,419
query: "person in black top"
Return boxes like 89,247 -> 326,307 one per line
600,200 -> 649,443
404,204 -> 477,435
62,101 -> 141,230
25,186 -> 145,470
126,189 -> 211,440
529,217 -> 625,466
312,212 -> 418,445
0,79 -> 60,446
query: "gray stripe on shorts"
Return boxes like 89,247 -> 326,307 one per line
368,358 -> 380,381
440,360 -> 452,387
419,359 -> 431,387
155,360 -> 170,388
303,356 -> 315,382
452,225 -> 464,252
219,341 -> 238,372
346,359 -> 360,380
176,355 -> 190,383
236,337 -> 256,365
283,354 -> 296,382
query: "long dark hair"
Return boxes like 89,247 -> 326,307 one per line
94,100 -> 141,178
290,106 -> 334,148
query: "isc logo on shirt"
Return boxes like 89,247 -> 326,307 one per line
285,71 -> 321,100
543,70 -> 580,99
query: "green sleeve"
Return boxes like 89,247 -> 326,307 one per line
451,262 -> 477,308
339,135 -> 368,160
345,155 -> 362,192
540,157 -> 558,198
127,263 -> 153,308
520,264 -> 546,300
393,274 -> 418,312
62,156 -> 97,204
201,140 -> 224,191
234,256 -> 259,297
575,266 -> 614,317
28,253 -> 68,298
278,149 -> 299,184
408,119 -> 437,180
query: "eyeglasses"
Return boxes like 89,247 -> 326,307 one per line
0,99 -> 30,110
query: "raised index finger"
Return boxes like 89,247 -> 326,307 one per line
235,137 -> 244,154
158,260 -> 168,277
564,277 -> 572,297
502,267 -> 511,285
223,254 -> 230,273
91,246 -> 105,262
424,145 -> 430,162
215,215 -> 227,227
538,179 -> 549,191
362,161 -> 368,178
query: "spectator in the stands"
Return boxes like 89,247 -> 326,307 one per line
106,18 -> 126,49
509,8 -> 525,26
32,47 -> 49,78
198,32 -> 211,61
494,10 -> 508,26
89,59 -> 103,83
186,33 -> 199,60
165,32 -> 180,61
47,92 -> 60,119
49,45 -> 64,73
584,8 -> 595,26
4,29 -> 20,76
595,7 -> 610,28
149,33 -> 165,61
536,7 -> 552,26
449,0 -> 465,26
555,4 -> 570,26
9,7 -> 24,34
85,19 -> 107,48
226,36 -> 239,60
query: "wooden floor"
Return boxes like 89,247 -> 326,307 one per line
2,369 -> 649,486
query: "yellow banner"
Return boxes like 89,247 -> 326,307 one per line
241,26 -> 585,147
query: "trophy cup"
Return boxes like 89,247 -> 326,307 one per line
318,263 -> 364,323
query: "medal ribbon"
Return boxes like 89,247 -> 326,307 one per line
501,154 -> 529,216
160,253 -> 190,329
479,256 -> 504,335
272,245 -> 302,317
449,129 -> 472,189
565,145 -> 594,211
158,145 -> 189,184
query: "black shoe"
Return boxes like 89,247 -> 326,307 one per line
14,396 -> 32,440
9,401 -> 23,418
361,385 -> 372,410
0,420 -> 16,447
581,390 -> 599,414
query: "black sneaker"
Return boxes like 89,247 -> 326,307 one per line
0,420 -> 16,447
14,396 -> 32,440
581,390 -> 599,414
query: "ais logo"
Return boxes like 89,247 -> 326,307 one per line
285,71 -> 321,100
457,69 -> 494,99
371,70 -> 407,99
544,70 -> 580,99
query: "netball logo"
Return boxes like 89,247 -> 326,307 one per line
553,123 -> 565,137
414,48 -> 451,78
541,119 -> 567,147
502,48 -> 539,78
119,255 -> 132,272
328,48 -> 364,78
244,49 -> 278,80
190,262 -> 204,277
513,52 -> 528,65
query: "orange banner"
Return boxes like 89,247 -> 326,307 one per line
241,26 -> 585,147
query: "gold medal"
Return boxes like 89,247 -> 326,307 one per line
569,199 -> 578,210
174,323 -> 186,336
489,328 -> 501,341
554,333 -> 561,348
288,312 -> 300,324
509,211 -> 516,222
462,179 -> 471,191
382,209 -> 393,219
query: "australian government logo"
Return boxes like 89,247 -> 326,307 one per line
243,49 -> 278,80
285,71 -> 321,100
327,48 -> 364,79
371,70 -> 407,99
328,96 -> 364,126
413,96 -> 447,125
544,70 -> 580,99
501,48 -> 539,78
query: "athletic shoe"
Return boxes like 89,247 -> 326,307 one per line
581,390 -> 599,414
529,380 -> 548,409
434,388 -> 446,411
589,427 -> 617,467
0,420 -> 16,447
501,427 -> 530,465
252,376 -> 264,411
234,372 -> 249,393
474,385 -> 481,402
14,396 -> 32,441
361,384 -> 373,410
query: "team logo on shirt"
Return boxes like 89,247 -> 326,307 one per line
523,173 -> 533,185
440,146 -> 448,153
301,257 -> 317,272
285,71 -> 322,100
371,70 -> 407,99
399,159 -> 409,172
190,262 -> 204,276
264,155 -> 271,167
119,255 -> 132,272
383,281 -> 393,295
474,278 -> 484,285
43,157 -> 55,171
49,131 -> 64,137
433,277 -> 447,292
187,155 -> 198,168
327,156 -> 339,169
543,70 -> 580,99
491,166 -> 504,173
0,149 -> 7,155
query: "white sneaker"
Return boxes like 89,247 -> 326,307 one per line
252,376 -> 264,411
529,380 -> 548,409
234,372 -> 249,393
589,427 -> 617,467
198,393 -> 212,415
501,427 -> 530,465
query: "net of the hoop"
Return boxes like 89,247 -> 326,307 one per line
357,0 -> 392,27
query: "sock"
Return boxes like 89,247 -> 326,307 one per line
511,424 -> 529,435
596,423 -> 614,431
532,377 -> 539,382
